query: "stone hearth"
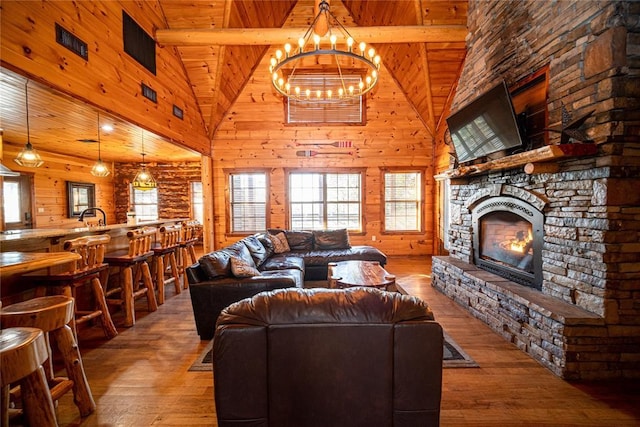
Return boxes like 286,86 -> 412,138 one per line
432,1 -> 639,380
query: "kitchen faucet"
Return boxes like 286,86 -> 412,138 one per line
78,207 -> 107,226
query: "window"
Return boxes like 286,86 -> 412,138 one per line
190,181 -> 203,224
383,171 -> 423,232
3,180 -> 21,223
288,171 -> 363,231
228,172 -> 267,233
132,187 -> 158,222
66,181 -> 95,217
286,73 -> 364,124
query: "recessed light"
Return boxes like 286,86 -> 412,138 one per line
101,124 -> 114,132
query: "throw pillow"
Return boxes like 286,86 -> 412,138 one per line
198,251 -> 232,279
268,232 -> 290,254
242,235 -> 269,267
284,230 -> 314,250
230,256 -> 261,278
313,229 -> 351,250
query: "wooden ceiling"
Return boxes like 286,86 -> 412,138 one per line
0,0 -> 467,164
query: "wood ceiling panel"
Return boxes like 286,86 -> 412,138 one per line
0,68 -> 199,163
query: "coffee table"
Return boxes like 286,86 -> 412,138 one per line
327,260 -> 396,291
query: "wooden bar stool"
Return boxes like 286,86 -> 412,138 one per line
30,235 -> 118,339
1,327 -> 58,427
103,227 -> 158,327
151,224 -> 182,305
0,296 -> 96,418
177,220 -> 202,290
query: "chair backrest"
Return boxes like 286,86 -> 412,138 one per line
157,224 -> 181,249
213,287 -> 443,427
180,220 -> 202,243
63,235 -> 111,272
126,227 -> 157,257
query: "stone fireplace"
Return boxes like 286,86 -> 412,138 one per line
432,1 -> 640,380
471,192 -> 544,289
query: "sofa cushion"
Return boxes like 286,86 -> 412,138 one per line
242,235 -> 269,267
259,254 -> 305,272
257,233 -> 275,259
268,232 -> 290,254
223,241 -> 257,268
284,230 -> 314,250
198,251 -> 232,279
313,229 -> 351,250
230,256 -> 262,278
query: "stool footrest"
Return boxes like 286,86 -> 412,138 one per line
49,377 -> 74,402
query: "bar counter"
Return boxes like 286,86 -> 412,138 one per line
0,219 -> 188,303
0,219 -> 188,253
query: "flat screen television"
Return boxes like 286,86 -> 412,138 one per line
446,81 -> 525,163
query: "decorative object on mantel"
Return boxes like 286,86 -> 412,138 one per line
296,150 -> 353,157
435,144 -> 598,180
544,103 -> 595,144
90,112 -> 111,177
296,140 -> 352,147
132,130 -> 157,191
13,81 -> 44,168
268,0 -> 381,102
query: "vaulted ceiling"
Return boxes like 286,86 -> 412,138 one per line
0,0 -> 468,163
159,0 -> 468,139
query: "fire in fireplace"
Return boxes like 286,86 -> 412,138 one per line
472,197 -> 543,289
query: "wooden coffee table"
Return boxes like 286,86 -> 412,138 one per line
327,260 -> 396,291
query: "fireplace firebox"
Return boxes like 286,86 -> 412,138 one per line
472,197 -> 543,289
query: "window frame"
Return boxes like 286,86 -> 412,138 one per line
284,70 -> 367,126
190,181 -> 203,224
381,168 -> 425,235
285,168 -> 366,234
224,169 -> 270,236
130,186 -> 159,222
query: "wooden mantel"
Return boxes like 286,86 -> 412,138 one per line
434,144 -> 599,180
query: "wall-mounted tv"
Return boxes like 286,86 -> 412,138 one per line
446,81 -> 525,163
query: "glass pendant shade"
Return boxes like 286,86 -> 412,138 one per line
91,159 -> 111,177
14,81 -> 44,168
90,112 -> 111,177
131,131 -> 157,190
132,163 -> 157,190
14,142 -> 44,168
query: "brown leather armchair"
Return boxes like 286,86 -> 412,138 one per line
213,287 -> 443,427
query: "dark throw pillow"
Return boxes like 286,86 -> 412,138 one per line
284,230 -> 314,250
242,235 -> 269,267
198,251 -> 232,279
313,229 -> 351,250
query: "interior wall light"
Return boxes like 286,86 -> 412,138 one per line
131,130 -> 157,191
268,0 -> 381,102
90,112 -> 111,177
14,81 -> 44,168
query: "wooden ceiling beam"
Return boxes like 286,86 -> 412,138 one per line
155,25 -> 467,45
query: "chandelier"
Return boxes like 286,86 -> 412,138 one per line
268,0 -> 381,102
131,130 -> 157,191
14,81 -> 44,168
90,112 -> 111,177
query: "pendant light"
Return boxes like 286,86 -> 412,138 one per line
90,112 -> 111,177
14,81 -> 44,168
131,130 -> 157,191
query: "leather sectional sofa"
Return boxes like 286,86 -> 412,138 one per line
186,229 -> 387,339
213,287 -> 443,426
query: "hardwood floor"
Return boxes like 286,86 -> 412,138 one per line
49,255 -> 640,426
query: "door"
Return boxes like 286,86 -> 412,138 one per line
3,175 -> 34,230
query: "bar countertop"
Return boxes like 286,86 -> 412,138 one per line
0,218 -> 188,243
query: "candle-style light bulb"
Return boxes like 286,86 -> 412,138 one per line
284,43 -> 292,57
285,82 -> 291,93
330,34 -> 337,49
338,88 -> 344,97
359,41 -> 366,54
316,90 -> 322,99
295,87 -> 301,96
348,86 -> 354,95
368,48 -> 375,60
272,72 -> 278,81
306,89 -> 311,98
374,55 -> 381,66
347,37 -> 354,52
366,76 -> 372,86
327,89 -> 332,99
278,77 -> 284,88
298,37 -> 305,53
313,34 -> 321,49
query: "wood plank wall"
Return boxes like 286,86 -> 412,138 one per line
211,2 -> 435,256
2,144 -> 115,229
0,0 -> 209,156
